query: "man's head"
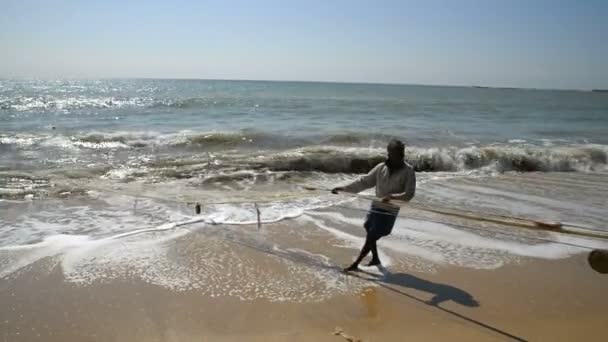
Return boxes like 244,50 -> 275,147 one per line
387,139 -> 405,161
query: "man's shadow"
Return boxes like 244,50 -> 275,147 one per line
211,230 -> 478,308
213,232 -> 526,341
200,227 -> 478,308
361,267 -> 480,307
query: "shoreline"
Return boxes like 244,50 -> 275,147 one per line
2,243 -> 607,341
2,168 -> 608,341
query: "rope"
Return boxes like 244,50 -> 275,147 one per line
332,204 -> 603,251
37,181 -> 606,340
52,179 -> 315,206
47,179 -> 608,249
303,187 -> 608,239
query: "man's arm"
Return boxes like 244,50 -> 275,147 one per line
332,164 -> 380,194
389,167 -> 416,202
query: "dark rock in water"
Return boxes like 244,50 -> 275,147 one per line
588,250 -> 608,274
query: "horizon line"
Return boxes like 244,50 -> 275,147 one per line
0,76 -> 596,92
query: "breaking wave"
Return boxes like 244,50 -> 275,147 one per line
0,131 -> 278,150
249,145 -> 608,173
2,131 -> 607,174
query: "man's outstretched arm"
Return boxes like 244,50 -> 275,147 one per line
332,163 -> 381,194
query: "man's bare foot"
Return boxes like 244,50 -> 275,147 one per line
366,259 -> 382,266
343,264 -> 359,272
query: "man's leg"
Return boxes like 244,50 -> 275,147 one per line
366,226 -> 380,264
367,241 -> 381,266
345,234 -> 377,271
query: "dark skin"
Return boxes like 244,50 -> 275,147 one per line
332,145 -> 405,272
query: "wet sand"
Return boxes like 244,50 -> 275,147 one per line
2,172 -> 608,341
2,240 -> 607,342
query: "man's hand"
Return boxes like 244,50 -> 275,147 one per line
381,196 -> 391,203
331,187 -> 344,194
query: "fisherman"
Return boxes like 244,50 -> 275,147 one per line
332,139 -> 416,272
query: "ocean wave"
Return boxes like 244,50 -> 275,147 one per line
76,131 -> 159,148
318,132 -> 398,146
1,132 -> 163,150
181,132 -> 256,147
321,134 -> 366,144
71,131 -> 279,149
2,131 -> 607,174
0,96 -> 154,112
0,173 -> 50,199
42,134 -> 130,150
248,147 -> 386,173
247,145 -> 608,173
0,135 -> 38,146
0,95 -> 255,112
71,130 -> 292,150
448,145 -> 608,172
148,97 -> 221,109
1,130 -> 375,152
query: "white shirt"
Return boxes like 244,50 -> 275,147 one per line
342,161 -> 416,203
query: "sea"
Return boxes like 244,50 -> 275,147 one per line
1,79 -> 607,301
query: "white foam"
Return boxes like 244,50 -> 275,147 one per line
2,179 -> 606,303
40,136 -> 78,150
2,96 -> 153,112
0,135 -> 38,146
304,209 -> 605,270
390,219 -> 584,260
0,219 -> 367,302
0,197 -> 370,302
101,167 -> 147,180
300,214 -> 393,266
72,140 -> 129,149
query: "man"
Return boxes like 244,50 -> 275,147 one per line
332,139 -> 416,272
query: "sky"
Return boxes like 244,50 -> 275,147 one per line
1,0 -> 607,89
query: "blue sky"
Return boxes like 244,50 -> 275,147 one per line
1,0 -> 606,89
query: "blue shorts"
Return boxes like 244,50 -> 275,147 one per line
364,202 -> 399,240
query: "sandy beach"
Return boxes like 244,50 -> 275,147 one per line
2,80 -> 608,341
2,218 -> 607,342
2,0 -> 608,339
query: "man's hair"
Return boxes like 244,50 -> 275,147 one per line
385,139 -> 405,174
387,139 -> 405,151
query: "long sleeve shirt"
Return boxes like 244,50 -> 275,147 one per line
342,161 -> 416,203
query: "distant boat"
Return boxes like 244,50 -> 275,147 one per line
472,85 -> 521,90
